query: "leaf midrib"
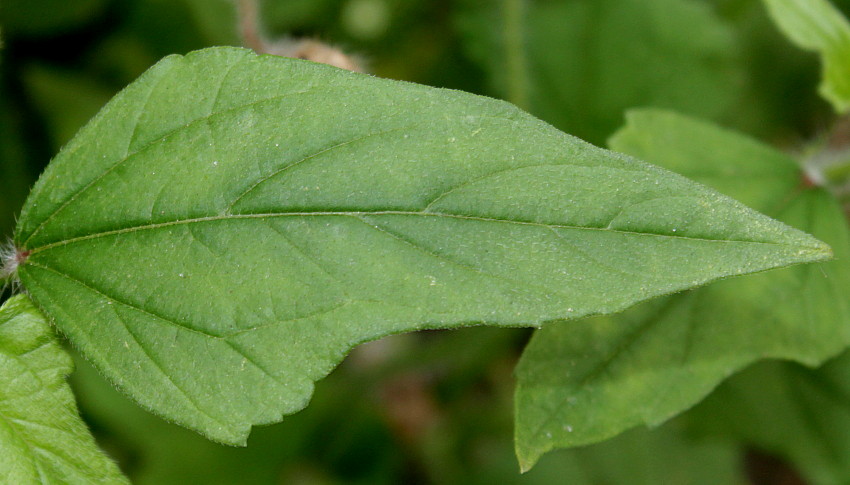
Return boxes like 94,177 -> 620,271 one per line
18,84 -> 320,247
22,210 -> 819,256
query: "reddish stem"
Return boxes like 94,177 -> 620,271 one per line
16,250 -> 31,264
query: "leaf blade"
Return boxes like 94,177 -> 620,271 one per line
763,0 -> 850,112
514,109 -> 850,469
16,48 -> 832,444
0,295 -> 128,484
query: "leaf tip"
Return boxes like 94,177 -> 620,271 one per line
804,240 -> 834,262
516,444 -> 543,474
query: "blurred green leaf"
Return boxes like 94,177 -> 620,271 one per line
0,295 -> 128,484
13,47 -> 828,447
83,34 -> 161,88
70,350 -> 401,485
687,354 -> 850,485
0,90 -> 31,238
711,0 -> 824,140
455,0 -> 742,145
69,327 -> 523,484
519,424 -> 740,485
22,64 -> 115,149
179,0 -> 240,46
763,0 -> 850,113
73,322 -> 740,484
0,0 -> 106,37
443,357 -> 742,484
261,0 -> 339,34
514,109 -> 850,470
123,0 -> 236,58
436,357 -> 742,485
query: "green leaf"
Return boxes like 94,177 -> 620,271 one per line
687,354 -> 850,485
13,47 -> 830,445
0,295 -> 128,484
763,0 -> 850,112
455,0 -> 742,144
514,109 -> 850,470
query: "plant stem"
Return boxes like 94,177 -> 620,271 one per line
502,0 -> 530,111
237,0 -> 267,53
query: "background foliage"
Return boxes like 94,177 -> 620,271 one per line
3,0 -> 850,483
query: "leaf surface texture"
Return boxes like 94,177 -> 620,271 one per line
514,109 -> 850,469
15,48 -> 831,443
0,295 -> 128,484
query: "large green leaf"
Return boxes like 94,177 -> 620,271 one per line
455,0 -> 741,145
687,354 -> 850,485
514,109 -> 850,470
13,47 -> 830,444
763,0 -> 850,113
0,295 -> 128,484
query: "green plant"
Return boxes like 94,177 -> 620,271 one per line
3,0 -> 850,483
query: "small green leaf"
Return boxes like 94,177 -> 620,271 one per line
0,295 -> 128,484
14,48 -> 830,444
514,109 -> 850,470
455,0 -> 741,144
763,0 -> 850,112
687,354 -> 850,485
